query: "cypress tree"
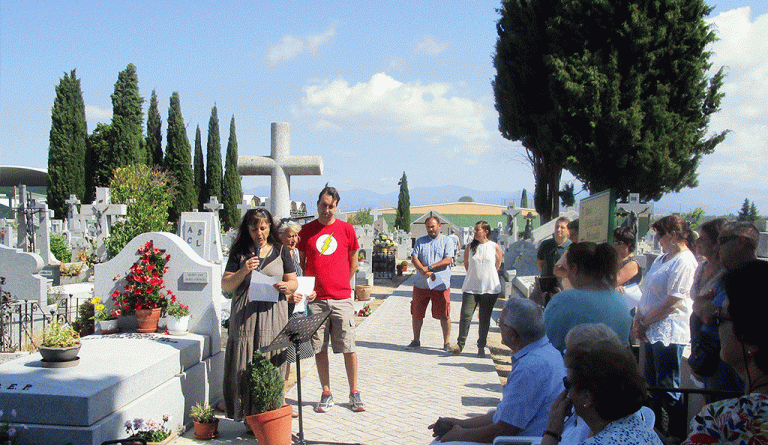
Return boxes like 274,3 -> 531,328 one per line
193,124 -> 205,210
222,116 -> 242,230
48,69 -> 87,218
738,198 -> 750,221
84,123 -> 112,202
749,202 -> 760,222
394,172 -> 410,231
205,106 -> 223,205
107,63 -> 144,173
520,188 -> 528,208
164,92 -> 195,222
146,89 -> 163,167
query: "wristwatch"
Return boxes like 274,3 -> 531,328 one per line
428,265 -> 434,272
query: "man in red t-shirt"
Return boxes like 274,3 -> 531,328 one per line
298,185 -> 363,413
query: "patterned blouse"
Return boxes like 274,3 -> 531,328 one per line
581,413 -> 663,445
683,393 -> 768,444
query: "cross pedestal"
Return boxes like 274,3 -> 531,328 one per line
238,122 -> 323,220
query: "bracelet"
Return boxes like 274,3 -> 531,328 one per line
543,430 -> 562,441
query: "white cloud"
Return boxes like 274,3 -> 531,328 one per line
266,25 -> 336,65
85,105 -> 112,122
413,36 -> 449,56
701,7 -> 768,186
295,72 -> 490,155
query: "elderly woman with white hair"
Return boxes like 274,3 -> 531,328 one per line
277,219 -> 316,380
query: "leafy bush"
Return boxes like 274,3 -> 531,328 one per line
106,164 -> 175,258
189,403 -> 215,423
50,234 -> 71,263
247,351 -> 284,414
71,300 -> 95,337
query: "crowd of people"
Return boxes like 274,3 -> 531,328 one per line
219,192 -> 767,443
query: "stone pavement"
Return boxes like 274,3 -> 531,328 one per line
179,268 -> 506,444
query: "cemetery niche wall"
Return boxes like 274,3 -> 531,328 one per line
0,232 -> 224,445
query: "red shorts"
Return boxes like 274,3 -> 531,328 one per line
411,286 -> 451,320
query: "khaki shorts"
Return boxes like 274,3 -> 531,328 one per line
308,298 -> 356,354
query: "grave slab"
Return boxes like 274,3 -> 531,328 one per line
0,244 -> 47,304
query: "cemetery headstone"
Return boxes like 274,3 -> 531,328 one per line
30,200 -> 58,265
65,194 -> 83,236
1,221 -> 15,247
178,211 -> 224,264
238,122 -> 324,220
506,239 -> 539,277
373,216 -> 389,234
237,200 -> 255,221
0,244 -> 47,305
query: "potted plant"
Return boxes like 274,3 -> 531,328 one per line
39,321 -> 81,367
90,296 -> 121,334
245,351 -> 292,445
111,240 -> 175,333
165,301 -> 190,335
124,414 -> 176,445
190,402 -> 219,440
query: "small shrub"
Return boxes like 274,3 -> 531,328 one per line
247,351 -> 284,414
50,234 -> 71,263
189,403 -> 215,423
41,321 -> 80,348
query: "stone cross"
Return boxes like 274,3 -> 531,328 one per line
31,200 -> 58,265
79,187 -> 127,239
371,208 -> 382,222
616,193 -> 654,239
65,194 -> 82,235
237,199 -> 256,221
204,196 -> 224,214
15,184 -> 30,250
502,204 -> 521,242
238,122 -> 324,220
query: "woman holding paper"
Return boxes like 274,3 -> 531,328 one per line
221,208 -> 298,424
277,219 -> 315,380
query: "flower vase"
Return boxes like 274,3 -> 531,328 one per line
135,307 -> 162,333
95,318 -> 119,334
166,315 -> 190,335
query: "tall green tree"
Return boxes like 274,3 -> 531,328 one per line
395,172 -> 410,231
749,202 -> 760,222
520,188 -> 528,208
205,105 -> 223,205
84,123 -> 112,202
164,92 -> 195,222
107,63 -> 145,172
738,198 -> 751,221
193,124 -> 205,210
222,116 -> 242,229
146,89 -> 163,166
48,69 -> 87,218
349,208 -> 373,226
493,0 -> 726,222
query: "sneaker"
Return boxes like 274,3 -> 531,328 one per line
405,340 -> 420,350
349,391 -> 365,412
315,391 -> 334,413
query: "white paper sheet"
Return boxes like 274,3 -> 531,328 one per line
292,276 -> 316,314
247,271 -> 281,302
427,273 -> 444,290
621,283 -> 642,310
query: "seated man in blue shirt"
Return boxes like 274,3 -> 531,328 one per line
429,298 -> 566,443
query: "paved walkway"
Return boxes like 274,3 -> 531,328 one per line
180,269 -> 506,444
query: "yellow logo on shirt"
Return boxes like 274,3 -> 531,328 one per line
316,233 -> 337,255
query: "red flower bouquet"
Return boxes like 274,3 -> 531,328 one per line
111,240 -> 177,314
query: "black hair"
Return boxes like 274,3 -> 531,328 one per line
229,208 -> 280,258
722,260 -> 768,374
470,221 -> 491,254
565,340 -> 647,421
567,219 -> 579,231
613,226 -> 637,253
317,183 -> 340,205
566,242 -> 620,288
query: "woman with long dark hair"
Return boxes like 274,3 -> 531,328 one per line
221,208 -> 298,426
454,221 -> 502,357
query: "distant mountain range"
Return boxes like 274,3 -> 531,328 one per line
243,186 -> 524,212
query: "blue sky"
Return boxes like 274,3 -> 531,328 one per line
1,1 -> 766,216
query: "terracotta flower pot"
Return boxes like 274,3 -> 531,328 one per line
193,418 -> 219,440
245,404 -> 292,445
135,307 -> 162,333
355,284 -> 371,301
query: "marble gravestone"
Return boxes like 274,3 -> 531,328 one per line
178,212 -> 224,264
0,244 -> 47,305
0,232 -> 229,445
506,239 -> 539,277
